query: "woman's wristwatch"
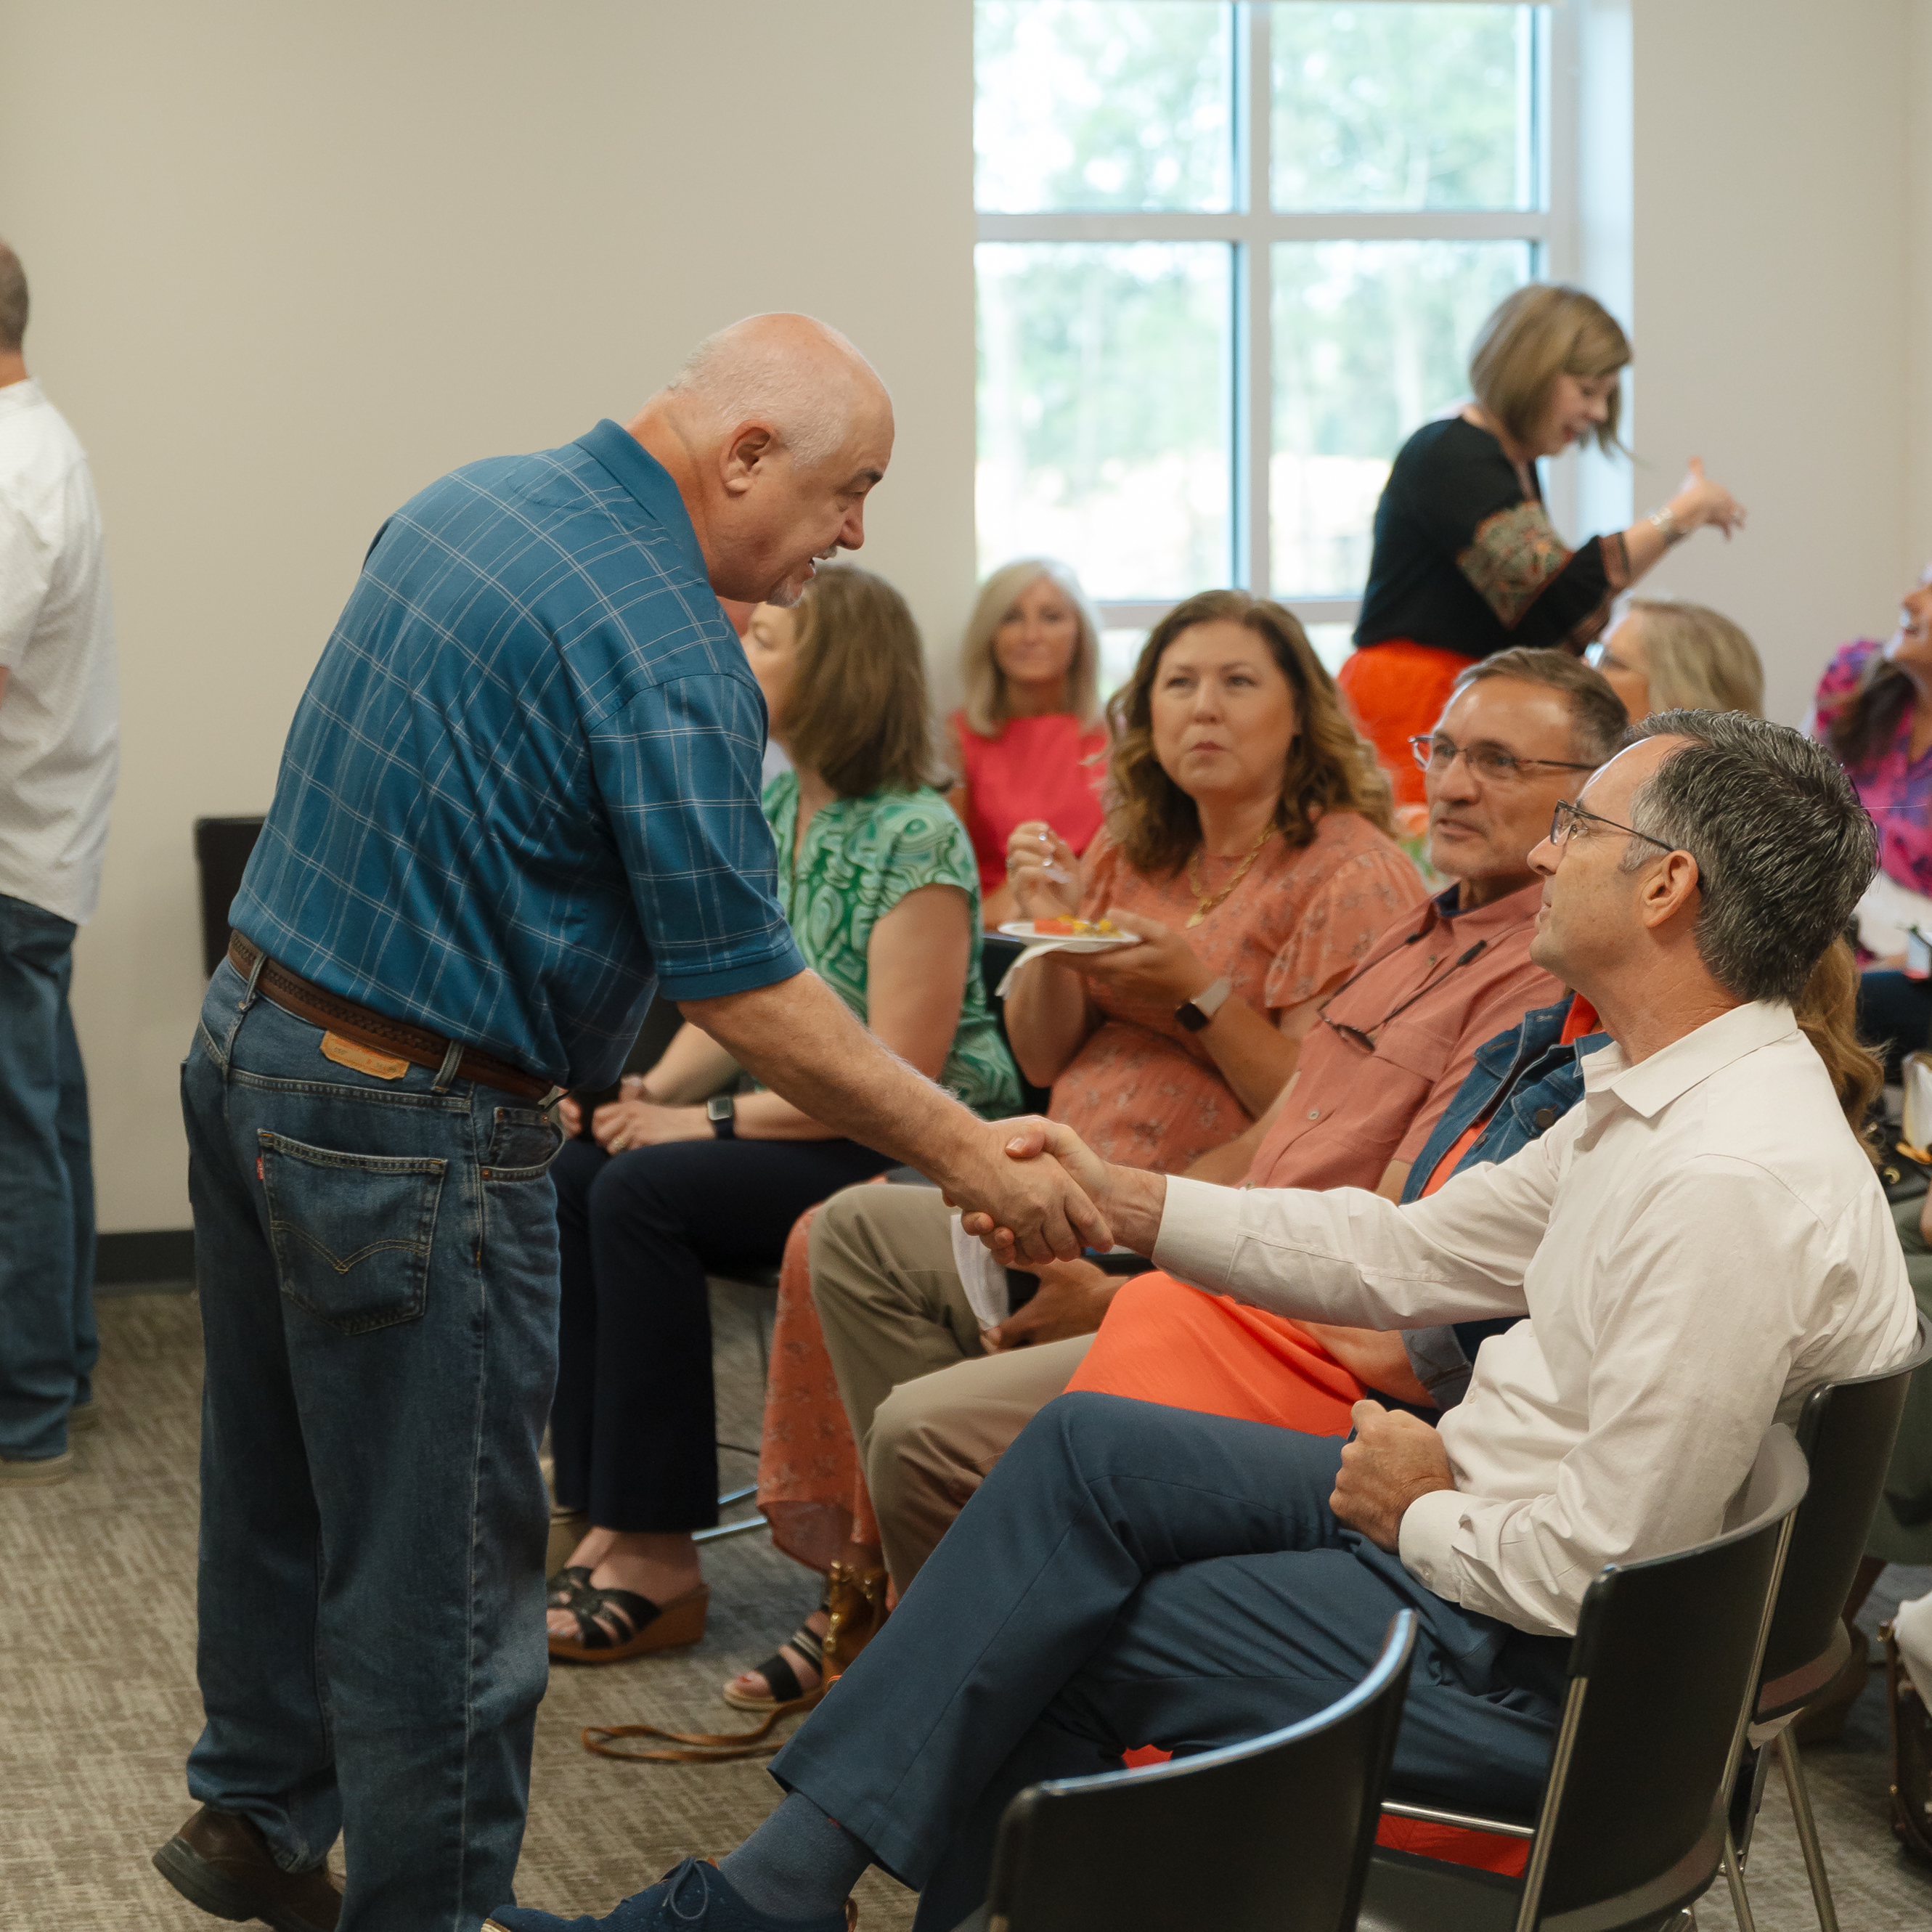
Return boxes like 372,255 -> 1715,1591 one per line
1175,977 -> 1234,1033
706,1093 -> 737,1140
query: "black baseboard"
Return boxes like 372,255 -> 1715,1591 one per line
96,1229 -> 196,1294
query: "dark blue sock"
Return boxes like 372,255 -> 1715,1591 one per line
718,1790 -> 872,1922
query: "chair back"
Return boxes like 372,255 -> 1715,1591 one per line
1519,1424 -> 1809,1931
980,1610 -> 1417,1932
1756,1313 -> 1932,1703
980,933 -> 1051,1113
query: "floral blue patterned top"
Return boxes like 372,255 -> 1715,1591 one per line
762,775 -> 1022,1120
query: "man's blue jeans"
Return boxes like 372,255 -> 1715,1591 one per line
0,892 -> 97,1462
182,956 -> 563,1932
773,1392 -> 1570,1932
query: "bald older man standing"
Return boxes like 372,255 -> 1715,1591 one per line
154,317 -> 1104,1932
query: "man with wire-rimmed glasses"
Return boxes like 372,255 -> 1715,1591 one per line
598,714 -> 1918,1932
790,646 -> 1634,1607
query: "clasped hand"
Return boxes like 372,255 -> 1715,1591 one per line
1329,1401 -> 1456,1551
555,1077 -> 704,1152
983,1258 -> 1120,1353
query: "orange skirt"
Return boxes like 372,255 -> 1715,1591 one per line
1336,639 -> 1478,809
1074,1271 -> 1530,1878
1067,1271 -> 1369,1432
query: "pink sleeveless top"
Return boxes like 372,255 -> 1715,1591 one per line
952,709 -> 1109,894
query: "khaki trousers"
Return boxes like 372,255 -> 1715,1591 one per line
808,1183 -> 1090,1589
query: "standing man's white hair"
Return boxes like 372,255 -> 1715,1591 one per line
667,313 -> 880,473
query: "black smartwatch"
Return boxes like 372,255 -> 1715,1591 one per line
706,1093 -> 737,1140
1175,976 -> 1234,1034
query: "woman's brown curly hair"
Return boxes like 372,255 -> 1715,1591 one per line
1105,590 -> 1393,876
1795,934 -> 1883,1155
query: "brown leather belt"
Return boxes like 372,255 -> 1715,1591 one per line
228,932 -> 555,1104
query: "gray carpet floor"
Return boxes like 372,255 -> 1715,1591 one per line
4,1289 -> 1930,1931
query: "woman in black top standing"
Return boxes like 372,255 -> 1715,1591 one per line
1339,283 -> 1747,807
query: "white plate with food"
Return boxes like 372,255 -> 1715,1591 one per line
997,920 -> 1139,954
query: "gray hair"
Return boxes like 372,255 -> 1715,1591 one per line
0,240 -> 26,354
1622,709 -> 1877,1003
667,313 -> 869,472
1452,644 -> 1629,764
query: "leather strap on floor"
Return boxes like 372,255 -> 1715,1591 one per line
581,1691 -> 825,1764
227,932 -> 555,1104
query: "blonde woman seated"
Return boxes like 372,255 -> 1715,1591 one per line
1586,597 -> 1764,721
947,559 -> 1109,929
737,590 -> 1420,1710
544,567 -> 1019,1664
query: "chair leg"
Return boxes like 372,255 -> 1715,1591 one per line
694,1512 -> 769,1544
1774,1731 -> 1841,1932
1721,1829 -> 1758,1932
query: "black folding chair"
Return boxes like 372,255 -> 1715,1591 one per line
1358,1423 -> 1809,1932
1728,1313 -> 1932,1932
950,1608 -> 1418,1932
980,932 -> 1053,1115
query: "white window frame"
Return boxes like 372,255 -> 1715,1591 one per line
975,0 -> 1583,643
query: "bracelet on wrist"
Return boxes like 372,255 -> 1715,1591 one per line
1648,504 -> 1687,547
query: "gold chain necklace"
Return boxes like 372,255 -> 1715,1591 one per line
1184,822 -> 1276,929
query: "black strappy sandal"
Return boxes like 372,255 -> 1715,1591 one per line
546,1565 -> 594,1611
547,1582 -> 709,1664
721,1607 -> 828,1713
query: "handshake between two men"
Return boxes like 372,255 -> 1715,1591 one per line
951,1113 -> 1460,1554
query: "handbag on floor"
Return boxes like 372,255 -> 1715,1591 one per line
1881,1617 -> 1932,1866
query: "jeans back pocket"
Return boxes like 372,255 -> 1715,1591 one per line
259,1130 -> 447,1334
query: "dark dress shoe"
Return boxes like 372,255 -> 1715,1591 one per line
153,1804 -> 343,1931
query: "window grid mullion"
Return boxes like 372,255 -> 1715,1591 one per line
1239,1 -> 1273,599
972,3 -> 1562,625
975,211 -> 1549,243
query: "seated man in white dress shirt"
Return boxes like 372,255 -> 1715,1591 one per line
490,710 -> 1919,1932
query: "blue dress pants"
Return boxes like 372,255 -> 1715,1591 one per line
180,958 -> 563,1932
772,1391 -> 1569,1932
0,892 -> 97,1461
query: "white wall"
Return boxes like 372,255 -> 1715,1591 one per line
1627,0 -> 1912,726
0,1 -> 975,1233
1910,3 -> 1932,561
4,0 -> 1927,1231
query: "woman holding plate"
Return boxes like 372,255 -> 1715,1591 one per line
1002,587 -> 1421,1175
727,591 -> 1420,1719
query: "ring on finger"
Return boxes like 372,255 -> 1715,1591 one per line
608,1131 -> 629,1153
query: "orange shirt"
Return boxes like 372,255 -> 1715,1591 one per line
1046,814 -> 1421,1175
1245,879 -> 1559,1191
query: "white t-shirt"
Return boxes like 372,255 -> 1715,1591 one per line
0,379 -> 118,926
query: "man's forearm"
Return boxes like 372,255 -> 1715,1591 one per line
683,971 -> 977,1181
1093,1163 -> 1168,1256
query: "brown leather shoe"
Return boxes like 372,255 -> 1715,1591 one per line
152,1805 -> 343,1931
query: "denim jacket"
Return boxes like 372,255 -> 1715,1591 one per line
1393,995 -> 1610,1410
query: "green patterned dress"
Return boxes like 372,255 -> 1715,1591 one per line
763,774 -> 1021,1120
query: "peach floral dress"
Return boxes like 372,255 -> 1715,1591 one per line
1051,814 -> 1424,1173
757,809 -> 1422,1573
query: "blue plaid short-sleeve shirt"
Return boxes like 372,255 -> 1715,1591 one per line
231,420 -> 805,1088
